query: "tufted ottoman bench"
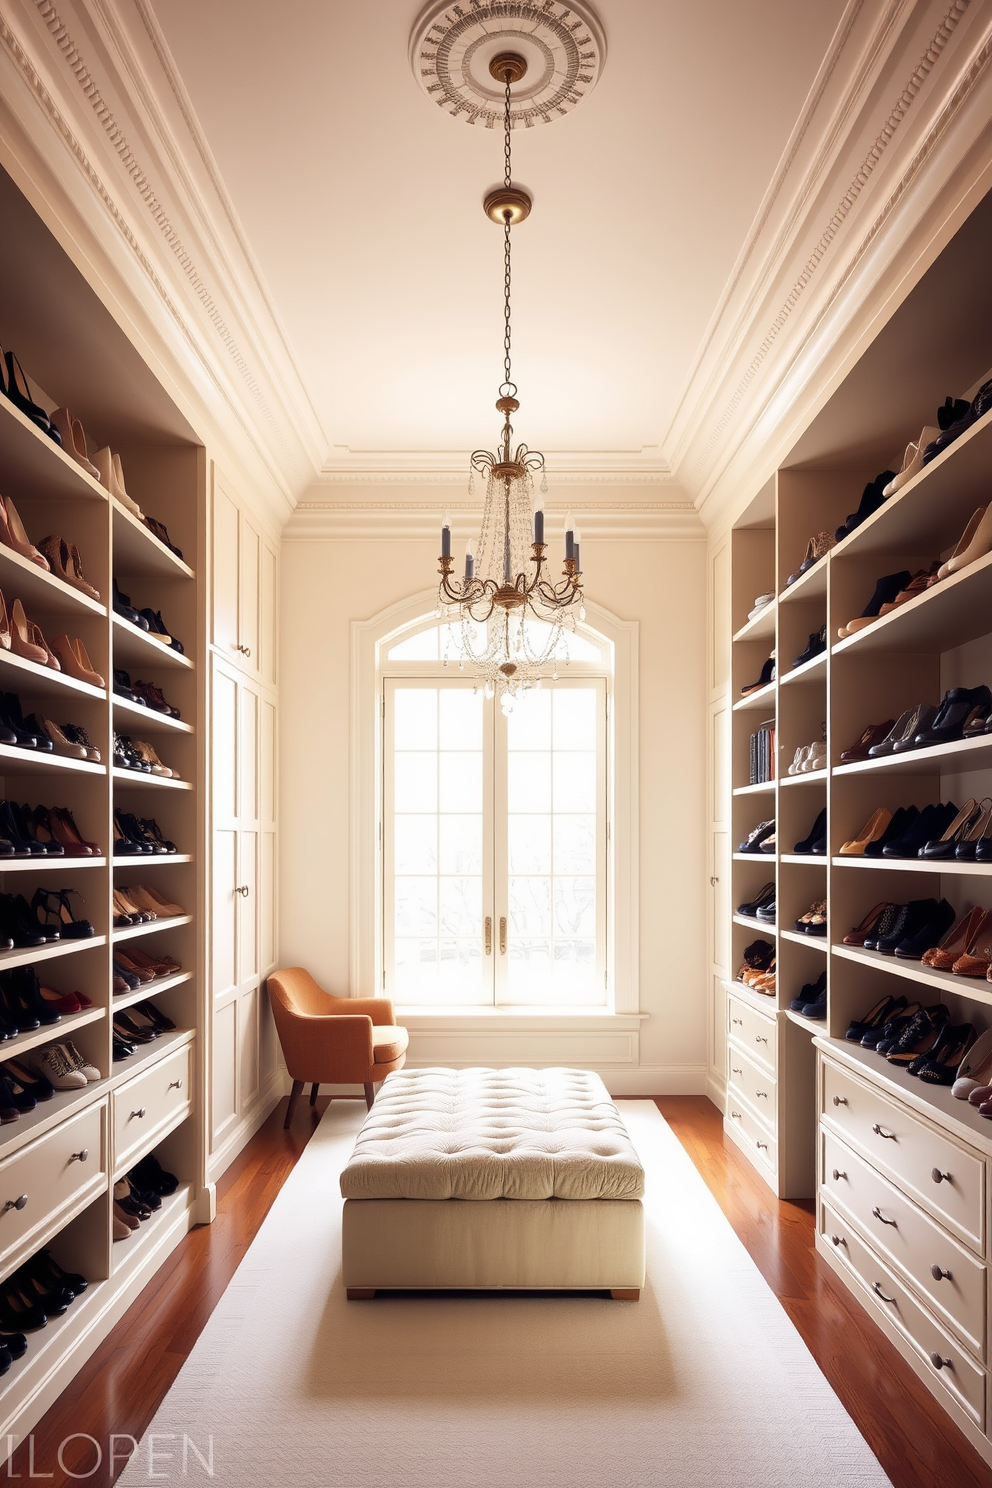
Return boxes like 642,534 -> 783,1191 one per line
340,1067 -> 645,1300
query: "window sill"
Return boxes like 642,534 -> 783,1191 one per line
393,1008 -> 647,1030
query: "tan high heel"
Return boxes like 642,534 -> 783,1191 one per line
49,409 -> 100,478
133,740 -> 175,777
0,494 -> 49,569
931,508 -> 985,584
10,599 -> 59,668
0,591 -> 10,651
51,634 -> 104,688
839,807 -> 892,855
37,536 -> 101,602
93,447 -> 144,519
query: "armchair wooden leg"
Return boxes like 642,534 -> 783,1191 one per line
364,1082 -> 375,1111
309,1083 -> 320,1106
284,1080 -> 304,1129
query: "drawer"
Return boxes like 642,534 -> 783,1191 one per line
822,1128 -> 986,1360
728,994 -> 777,1074
728,1043 -> 777,1130
726,1097 -> 777,1175
821,1197 -> 985,1430
821,1057 -> 984,1251
113,1042 -> 191,1174
0,1102 -> 106,1272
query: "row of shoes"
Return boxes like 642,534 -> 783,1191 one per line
114,1153 -> 180,1241
789,970 -> 827,1019
845,898 -> 992,975
0,1039 -> 100,1115
114,946 -> 181,991
0,495 -> 100,601
787,736 -> 827,774
0,889 -> 93,949
0,800 -> 100,857
0,590 -> 103,687
0,965 -> 92,1034
113,581 -> 184,653
739,808 -> 829,856
0,346 -> 184,559
736,883 -> 827,934
113,734 -> 179,777
113,809 -> 177,855
0,692 -> 100,760
840,798 -> 992,861
114,669 -> 181,717
844,995 -> 976,1087
0,1246 -> 87,1366
112,999 -> 176,1061
113,883 -> 184,929
736,938 -> 775,997
841,686 -> 992,764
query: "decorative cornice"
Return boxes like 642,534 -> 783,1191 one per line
314,467 -> 676,487
283,500 -> 705,542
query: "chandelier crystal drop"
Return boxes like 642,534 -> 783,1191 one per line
437,52 -> 584,710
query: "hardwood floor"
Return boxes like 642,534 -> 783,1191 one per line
16,1094 -> 992,1485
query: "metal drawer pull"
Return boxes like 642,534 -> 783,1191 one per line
69,1149 -> 89,1163
831,1168 -> 846,1181
1,1195 -> 27,1214
730,1110 -> 742,1121
235,643 -> 252,657
930,1352 -> 953,1372
755,1140 -> 768,1151
755,1035 -> 768,1044
832,1095 -> 847,1106
169,1079 -> 183,1090
236,885 -> 249,898
829,1234 -> 847,1247
731,1017 -> 743,1026
731,1066 -> 742,1076
872,1122 -> 896,1140
755,1089 -> 768,1099
931,1167 -> 951,1184
129,1107 -> 147,1121
930,1264 -> 952,1282
872,1281 -> 896,1304
871,1206 -> 897,1227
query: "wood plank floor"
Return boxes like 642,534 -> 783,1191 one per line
17,1094 -> 992,1485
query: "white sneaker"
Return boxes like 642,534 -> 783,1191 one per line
748,593 -> 775,621
802,744 -> 828,773
787,745 -> 811,775
33,1044 -> 87,1090
60,1041 -> 101,1083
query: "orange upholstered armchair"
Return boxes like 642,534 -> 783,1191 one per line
267,968 -> 409,1127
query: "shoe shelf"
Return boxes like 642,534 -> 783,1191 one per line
111,500 -> 194,581
0,858 -> 108,872
111,615 -> 194,673
109,1027 -> 193,1088
111,768 -> 192,792
780,853 -> 827,864
112,697 -> 193,735
0,745 -> 104,780
834,734 -> 992,778
0,1005 -> 104,1063
0,1275 -> 108,1430
0,936 -> 107,975
0,1080 -> 108,1168
733,850 -> 776,861
834,550 -> 992,659
111,915 -> 193,944
814,1033 -> 992,1160
0,544 -> 107,620
780,768 -> 828,786
722,976 -> 777,1013
781,929 -> 828,950
0,649 -> 105,702
832,941 -> 992,1009
110,1181 -> 193,1278
111,855 -> 192,868
732,602 -> 777,643
112,970 -> 191,1015
785,1008 -> 826,1034
780,652 -> 827,686
0,397 -> 108,506
732,782 -> 775,797
779,560 -> 829,603
831,855 -> 992,876
732,913 -> 771,932
732,680 -> 776,712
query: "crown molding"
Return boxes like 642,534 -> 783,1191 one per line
284,500 -> 705,543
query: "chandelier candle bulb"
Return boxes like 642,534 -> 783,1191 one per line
464,539 -> 475,581
534,505 -> 544,544
565,511 -> 575,561
441,513 -> 452,559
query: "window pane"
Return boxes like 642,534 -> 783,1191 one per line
395,753 -> 437,812
436,940 -> 486,1002
552,689 -> 597,746
554,877 -> 596,936
508,876 -> 552,935
506,689 -> 551,750
394,689 -> 437,747
439,751 -> 482,811
439,814 -> 482,874
395,877 -> 437,935
508,814 -> 551,874
387,630 -> 439,660
439,689 -> 482,748
553,815 -> 595,874
552,750 -> 596,813
394,815 -> 437,874
508,751 -> 552,813
439,876 -> 482,937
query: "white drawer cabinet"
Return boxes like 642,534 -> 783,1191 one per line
113,1043 -> 192,1175
726,1096 -> 777,1175
727,993 -> 776,1073
0,1102 -> 106,1274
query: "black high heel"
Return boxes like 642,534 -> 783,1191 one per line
793,807 -> 827,854
31,888 -> 94,939
0,1279 -> 47,1332
28,1250 -> 86,1298
0,694 -> 50,751
2,352 -> 61,446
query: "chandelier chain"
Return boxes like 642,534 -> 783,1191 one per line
502,71 -> 512,392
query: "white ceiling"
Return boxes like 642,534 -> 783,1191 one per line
150,0 -> 847,478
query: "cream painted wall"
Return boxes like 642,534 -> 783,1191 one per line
277,521 -> 709,1091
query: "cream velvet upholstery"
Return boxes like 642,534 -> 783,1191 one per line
267,967 -> 408,1125
341,1067 -> 645,1297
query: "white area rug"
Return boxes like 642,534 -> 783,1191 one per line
118,1102 -> 891,1487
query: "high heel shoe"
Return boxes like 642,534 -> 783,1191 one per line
842,902 -> 892,947
48,410 -> 100,478
954,798 -> 992,861
93,449 -> 144,519
950,912 -> 992,977
0,695 -> 50,750
58,722 -> 100,762
918,797 -> 981,858
922,906 -> 986,968
49,807 -> 100,857
792,807 -> 827,854
34,718 -> 87,760
50,635 -> 104,689
918,1024 -> 976,1085
125,883 -> 184,917
2,352 -> 60,446
837,571 -> 913,637
0,495 -> 49,569
839,807 -> 891,855
935,507 -> 986,580
941,504 -> 992,578
37,536 -> 100,601
9,600 -> 58,668
113,810 -> 154,856
881,427 -> 940,496
31,888 -> 94,938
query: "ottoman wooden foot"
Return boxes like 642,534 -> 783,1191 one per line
347,1288 -> 376,1300
611,1288 -> 639,1301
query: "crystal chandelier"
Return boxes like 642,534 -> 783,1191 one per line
437,52 -> 584,711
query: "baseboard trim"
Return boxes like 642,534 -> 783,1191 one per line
706,1072 -> 727,1112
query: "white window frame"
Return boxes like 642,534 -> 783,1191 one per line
351,589 -> 639,1017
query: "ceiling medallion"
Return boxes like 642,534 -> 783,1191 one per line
409,1 -> 606,128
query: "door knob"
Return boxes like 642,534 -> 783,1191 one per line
236,884 -> 249,898
235,643 -> 252,657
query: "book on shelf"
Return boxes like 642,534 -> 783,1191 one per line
750,718 -> 776,784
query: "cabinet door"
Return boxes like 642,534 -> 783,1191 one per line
261,540 -> 277,687
212,477 -> 240,657
211,661 -> 239,1004
239,513 -> 261,676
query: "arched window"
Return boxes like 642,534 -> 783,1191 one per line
351,593 -> 639,1016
